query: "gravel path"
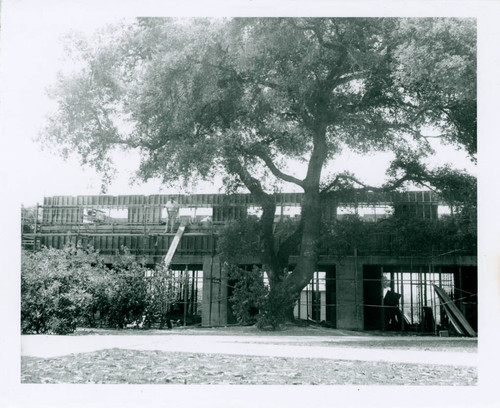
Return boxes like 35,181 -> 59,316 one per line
21,348 -> 477,385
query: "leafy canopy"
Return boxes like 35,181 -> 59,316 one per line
42,18 -> 476,192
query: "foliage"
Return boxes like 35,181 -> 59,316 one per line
104,262 -> 149,329
21,245 -> 104,334
21,206 -> 40,233
392,19 -> 476,158
217,217 -> 262,265
143,265 -> 181,329
226,264 -> 268,325
42,18 -> 476,191
321,210 -> 477,257
21,245 -> 182,333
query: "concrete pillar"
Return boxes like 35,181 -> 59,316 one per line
201,255 -> 227,327
335,256 -> 364,330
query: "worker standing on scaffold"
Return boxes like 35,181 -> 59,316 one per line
165,197 -> 179,233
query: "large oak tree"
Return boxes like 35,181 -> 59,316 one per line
42,18 -> 476,326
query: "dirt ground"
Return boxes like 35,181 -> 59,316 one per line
21,325 -> 478,385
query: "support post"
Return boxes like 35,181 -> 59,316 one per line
184,265 -> 188,326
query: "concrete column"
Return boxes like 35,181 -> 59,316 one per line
201,255 -> 227,327
335,256 -> 364,330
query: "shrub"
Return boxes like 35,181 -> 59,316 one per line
21,245 -> 102,334
227,264 -> 268,325
21,245 -> 183,333
104,262 -> 149,329
143,265 -> 181,328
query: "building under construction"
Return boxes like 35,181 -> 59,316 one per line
21,191 -> 477,336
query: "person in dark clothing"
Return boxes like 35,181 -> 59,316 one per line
383,289 -> 402,330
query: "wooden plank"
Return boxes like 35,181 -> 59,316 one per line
164,225 -> 186,268
434,285 -> 477,337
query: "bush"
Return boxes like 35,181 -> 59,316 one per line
227,264 -> 268,325
21,245 -> 102,334
21,244 -> 187,333
21,245 -> 157,333
104,262 -> 149,329
143,265 -> 181,328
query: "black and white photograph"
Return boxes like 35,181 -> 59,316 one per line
1,0 -> 499,407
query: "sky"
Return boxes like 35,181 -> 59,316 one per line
0,1 -> 479,206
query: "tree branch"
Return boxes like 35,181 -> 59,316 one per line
320,172 -> 413,196
251,148 -> 305,188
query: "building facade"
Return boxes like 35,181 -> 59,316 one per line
21,192 -> 477,334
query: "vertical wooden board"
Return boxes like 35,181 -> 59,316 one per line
214,206 -> 220,221
92,236 -> 99,251
219,259 -> 227,326
156,206 -> 163,223
42,207 -> 50,223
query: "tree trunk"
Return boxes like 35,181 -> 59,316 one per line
283,123 -> 327,301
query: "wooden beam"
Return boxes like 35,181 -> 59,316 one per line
434,285 -> 477,337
